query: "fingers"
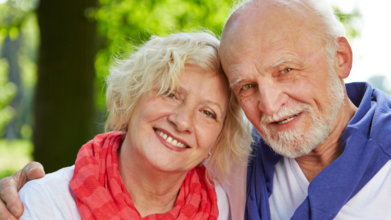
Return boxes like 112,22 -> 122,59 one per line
0,162 -> 45,219
0,196 -> 18,220
0,176 -> 21,219
20,162 -> 45,187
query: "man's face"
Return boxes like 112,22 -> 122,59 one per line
220,6 -> 345,158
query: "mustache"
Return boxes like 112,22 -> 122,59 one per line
260,103 -> 312,124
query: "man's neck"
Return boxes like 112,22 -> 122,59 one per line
295,97 -> 357,182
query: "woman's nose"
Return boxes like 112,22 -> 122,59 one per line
167,105 -> 194,133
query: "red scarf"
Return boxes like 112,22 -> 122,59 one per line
70,131 -> 219,220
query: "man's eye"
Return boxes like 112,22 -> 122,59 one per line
202,110 -> 216,119
281,68 -> 292,74
241,84 -> 253,90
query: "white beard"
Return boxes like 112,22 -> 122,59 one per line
259,70 -> 345,158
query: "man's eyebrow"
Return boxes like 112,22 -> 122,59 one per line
229,78 -> 244,89
270,58 -> 295,68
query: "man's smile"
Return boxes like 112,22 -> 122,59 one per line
274,113 -> 300,125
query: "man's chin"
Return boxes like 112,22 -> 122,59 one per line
268,145 -> 311,158
261,117 -> 332,158
271,144 -> 316,158
264,135 -> 322,158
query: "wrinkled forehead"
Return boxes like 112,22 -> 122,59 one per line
221,0 -> 320,52
220,0 -> 325,74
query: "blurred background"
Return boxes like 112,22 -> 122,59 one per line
0,0 -> 389,178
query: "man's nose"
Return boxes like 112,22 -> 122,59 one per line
257,80 -> 287,115
167,104 -> 194,133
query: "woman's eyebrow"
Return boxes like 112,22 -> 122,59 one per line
201,100 -> 223,114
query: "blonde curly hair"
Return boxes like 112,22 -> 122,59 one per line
105,32 -> 252,182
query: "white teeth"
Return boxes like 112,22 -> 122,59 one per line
155,129 -> 187,148
276,114 -> 299,124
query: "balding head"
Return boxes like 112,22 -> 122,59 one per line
224,0 -> 345,38
221,0 -> 346,70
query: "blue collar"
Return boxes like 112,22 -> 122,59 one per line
245,82 -> 391,220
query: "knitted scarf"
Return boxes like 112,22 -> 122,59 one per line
70,131 -> 218,220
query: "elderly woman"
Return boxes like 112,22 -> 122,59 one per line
0,32 -> 251,220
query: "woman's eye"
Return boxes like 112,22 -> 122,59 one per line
241,84 -> 253,90
281,68 -> 292,74
202,110 -> 216,119
164,92 -> 176,98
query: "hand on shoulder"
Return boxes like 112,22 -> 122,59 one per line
0,162 -> 45,220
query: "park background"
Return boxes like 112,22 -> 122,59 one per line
0,0 -> 390,178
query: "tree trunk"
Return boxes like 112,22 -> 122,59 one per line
2,36 -> 22,140
34,0 -> 97,172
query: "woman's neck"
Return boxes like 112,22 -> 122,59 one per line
118,135 -> 188,217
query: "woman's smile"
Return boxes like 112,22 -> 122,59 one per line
155,128 -> 190,152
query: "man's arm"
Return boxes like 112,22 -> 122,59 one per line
0,162 -> 45,220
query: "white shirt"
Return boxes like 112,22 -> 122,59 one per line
19,166 -> 230,220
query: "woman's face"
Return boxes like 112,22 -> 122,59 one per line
126,66 -> 230,173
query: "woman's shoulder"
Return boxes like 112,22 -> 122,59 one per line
215,183 -> 231,220
20,165 -> 76,198
19,165 -> 80,220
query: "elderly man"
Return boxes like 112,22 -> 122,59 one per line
1,0 -> 391,219
219,0 -> 391,219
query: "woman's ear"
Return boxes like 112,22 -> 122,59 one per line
198,152 -> 211,167
335,36 -> 353,79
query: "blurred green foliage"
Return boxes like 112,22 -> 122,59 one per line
0,0 -> 36,37
0,0 -> 38,139
0,139 -> 33,178
334,6 -> 361,40
0,59 -> 17,135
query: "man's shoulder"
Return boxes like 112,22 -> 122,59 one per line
346,82 -> 391,154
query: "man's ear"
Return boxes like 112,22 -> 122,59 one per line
335,36 -> 353,79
